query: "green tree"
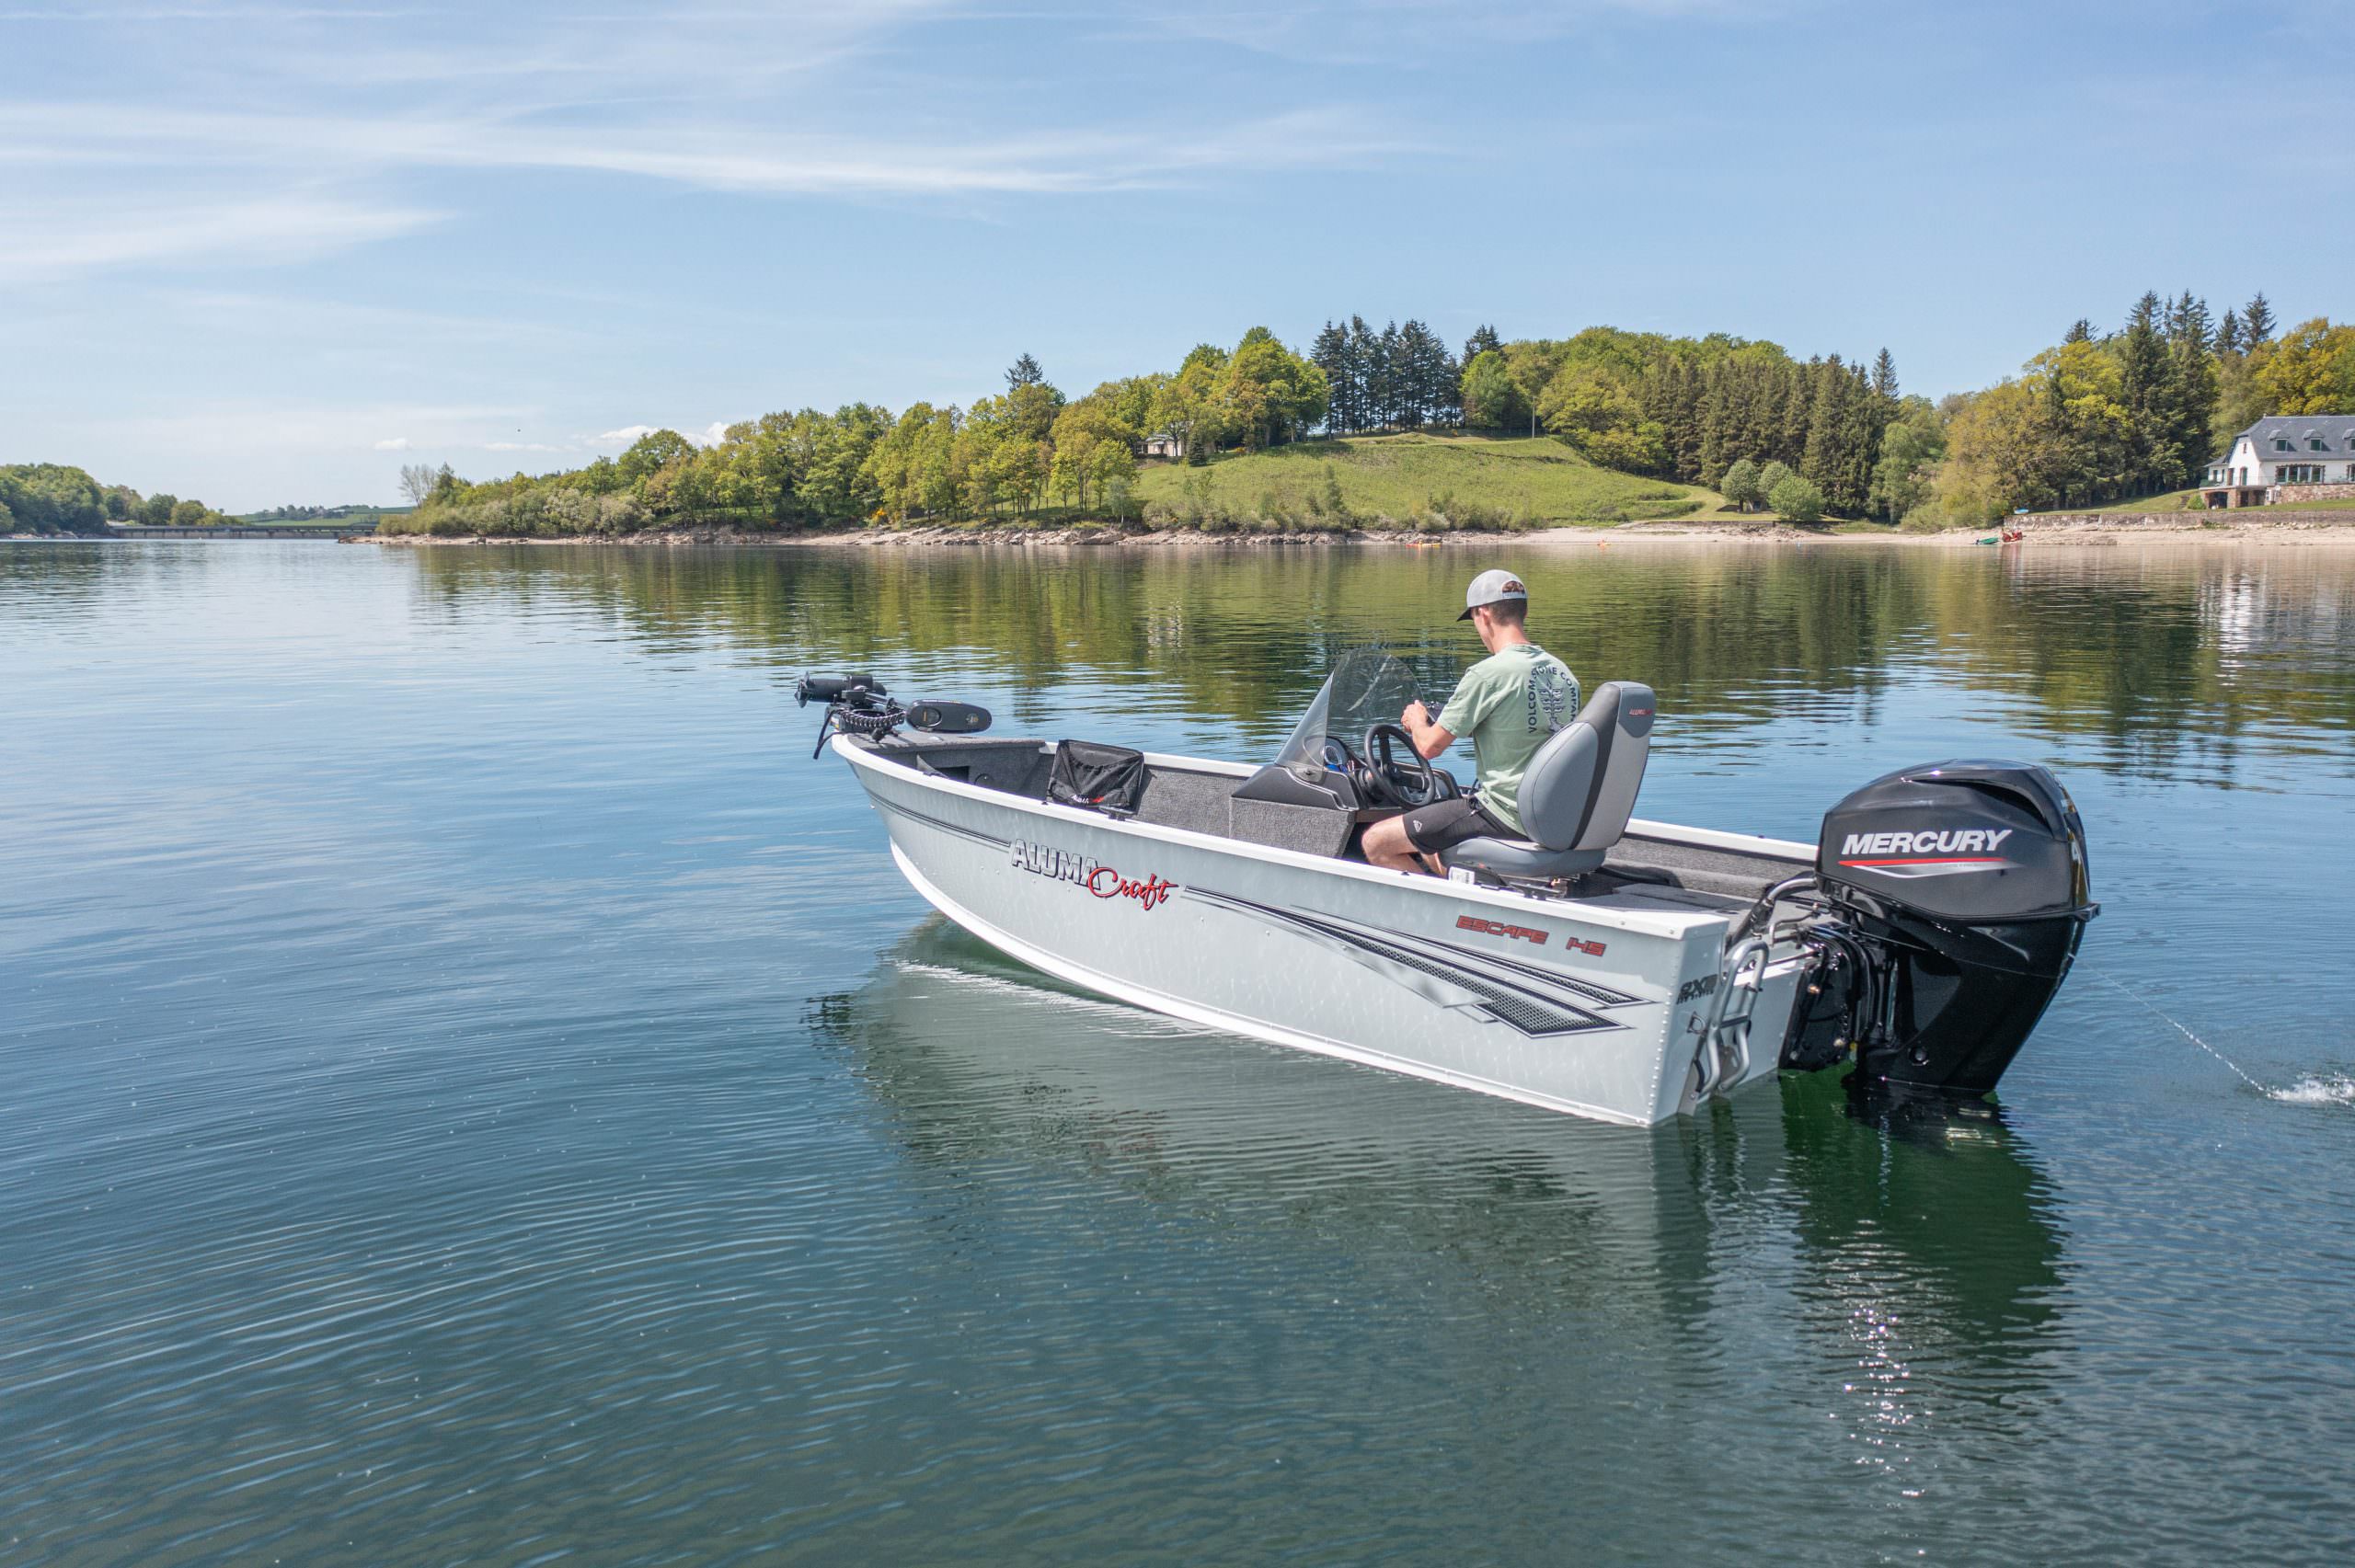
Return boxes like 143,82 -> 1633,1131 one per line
1005,352 -> 1045,390
1756,461 -> 1792,501
1050,399 -> 1140,509
1149,343 -> 1230,461
1767,474 -> 1825,523
1458,349 -> 1527,432
2254,318 -> 2355,414
1867,398 -> 1945,521
0,464 -> 108,533
617,430 -> 697,487
143,492 -> 178,526
2242,292 -> 2275,345
1719,458 -> 1763,510
168,498 -> 211,526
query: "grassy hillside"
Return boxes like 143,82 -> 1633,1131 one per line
1131,433 -> 1706,530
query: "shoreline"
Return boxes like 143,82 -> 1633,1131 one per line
360,512 -> 2355,551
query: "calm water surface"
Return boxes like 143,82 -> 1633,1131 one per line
5,540 -> 2354,1564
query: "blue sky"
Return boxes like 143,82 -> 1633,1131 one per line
6,0 -> 2349,510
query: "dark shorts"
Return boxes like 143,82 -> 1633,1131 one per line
1398,794 -> 1511,855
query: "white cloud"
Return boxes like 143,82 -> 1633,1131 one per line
484,441 -> 561,452
577,419 -> 735,452
0,191 -> 446,284
373,436 -> 411,451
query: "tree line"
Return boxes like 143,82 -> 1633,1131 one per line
377,291 -> 2351,539
0,464 -> 233,534
388,326 -> 1335,537
1311,317 -> 1465,434
1929,291 -> 2355,521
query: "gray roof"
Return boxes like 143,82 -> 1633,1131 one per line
2232,415 -> 2355,455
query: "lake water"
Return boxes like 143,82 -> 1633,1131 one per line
5,538 -> 2354,1564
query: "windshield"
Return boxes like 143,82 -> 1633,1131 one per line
1273,648 -> 1421,769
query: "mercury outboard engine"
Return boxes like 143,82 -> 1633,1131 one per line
1779,761 -> 2097,1099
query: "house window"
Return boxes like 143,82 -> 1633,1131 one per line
2274,438 -> 2293,452
2312,435 -> 2329,452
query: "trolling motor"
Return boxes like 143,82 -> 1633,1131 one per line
797,672 -> 991,757
1763,761 -> 2099,1101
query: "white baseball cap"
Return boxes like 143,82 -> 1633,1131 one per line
1458,568 -> 1529,621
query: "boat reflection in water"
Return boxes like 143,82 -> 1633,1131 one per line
808,918 -> 2067,1480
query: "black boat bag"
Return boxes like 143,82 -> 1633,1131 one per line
1047,739 -> 1147,816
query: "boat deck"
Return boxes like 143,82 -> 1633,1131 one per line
858,733 -> 1806,912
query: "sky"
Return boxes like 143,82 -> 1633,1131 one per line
5,0 -> 2349,511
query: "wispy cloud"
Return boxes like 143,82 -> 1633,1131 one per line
0,101 -> 1406,201
0,192 -> 445,283
373,436 -> 411,451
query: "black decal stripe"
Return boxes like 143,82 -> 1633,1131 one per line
872,795 -> 1009,851
1424,937 -> 1644,1010
1185,887 -> 1645,1039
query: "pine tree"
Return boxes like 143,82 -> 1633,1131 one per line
1005,353 -> 1044,390
1460,325 -> 1502,365
2119,292 -> 2171,495
1800,356 -> 1847,495
2064,318 -> 2095,344
1870,349 -> 1898,401
2243,292 -> 2275,344
2217,308 -> 2244,357
1346,316 -> 1377,434
1375,321 -> 1402,430
1310,321 -> 1350,435
1396,320 -> 1442,428
1413,322 -> 1450,421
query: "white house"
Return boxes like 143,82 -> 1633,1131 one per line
2202,415 -> 2355,508
1142,430 -> 1183,461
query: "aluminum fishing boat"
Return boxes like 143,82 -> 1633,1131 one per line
800,651 -> 2097,1127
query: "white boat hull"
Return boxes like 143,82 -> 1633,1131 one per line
840,737 -> 1812,1127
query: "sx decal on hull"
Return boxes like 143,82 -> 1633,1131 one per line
1182,887 -> 1650,1039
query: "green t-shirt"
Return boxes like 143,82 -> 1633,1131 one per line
1436,642 -> 1580,835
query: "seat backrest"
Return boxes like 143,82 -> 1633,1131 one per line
1514,681 -> 1656,852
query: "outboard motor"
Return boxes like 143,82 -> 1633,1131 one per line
1780,761 -> 2097,1099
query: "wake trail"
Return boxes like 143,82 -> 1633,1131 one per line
2090,971 -> 2348,1104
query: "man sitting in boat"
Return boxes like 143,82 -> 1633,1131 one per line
1361,570 -> 1579,876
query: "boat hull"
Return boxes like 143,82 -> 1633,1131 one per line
840,738 -> 1807,1126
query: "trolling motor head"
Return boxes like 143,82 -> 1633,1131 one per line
1781,760 -> 2097,1101
798,672 -> 991,757
796,672 -> 884,708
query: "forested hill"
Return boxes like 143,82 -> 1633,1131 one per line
1,464 -> 234,534
373,289 -> 2348,540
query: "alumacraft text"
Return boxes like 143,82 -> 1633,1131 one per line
1009,840 -> 1177,911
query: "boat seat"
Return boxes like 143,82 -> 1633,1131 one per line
1441,681 -> 1656,881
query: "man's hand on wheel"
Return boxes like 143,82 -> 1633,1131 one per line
1402,700 -> 1430,727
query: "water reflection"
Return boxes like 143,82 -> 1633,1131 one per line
402,542 -> 2355,784
814,921 -> 2066,1457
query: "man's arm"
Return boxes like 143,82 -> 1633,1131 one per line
1400,701 -> 1454,761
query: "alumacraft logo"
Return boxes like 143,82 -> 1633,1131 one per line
1009,840 -> 1177,911
1839,825 -> 2015,872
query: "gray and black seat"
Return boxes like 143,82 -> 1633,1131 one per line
1442,681 -> 1656,881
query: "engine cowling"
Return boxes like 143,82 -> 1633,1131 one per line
1783,761 -> 2097,1098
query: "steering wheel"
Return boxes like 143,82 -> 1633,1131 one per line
1361,722 -> 1437,808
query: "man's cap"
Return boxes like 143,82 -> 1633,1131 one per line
1458,568 -> 1530,621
